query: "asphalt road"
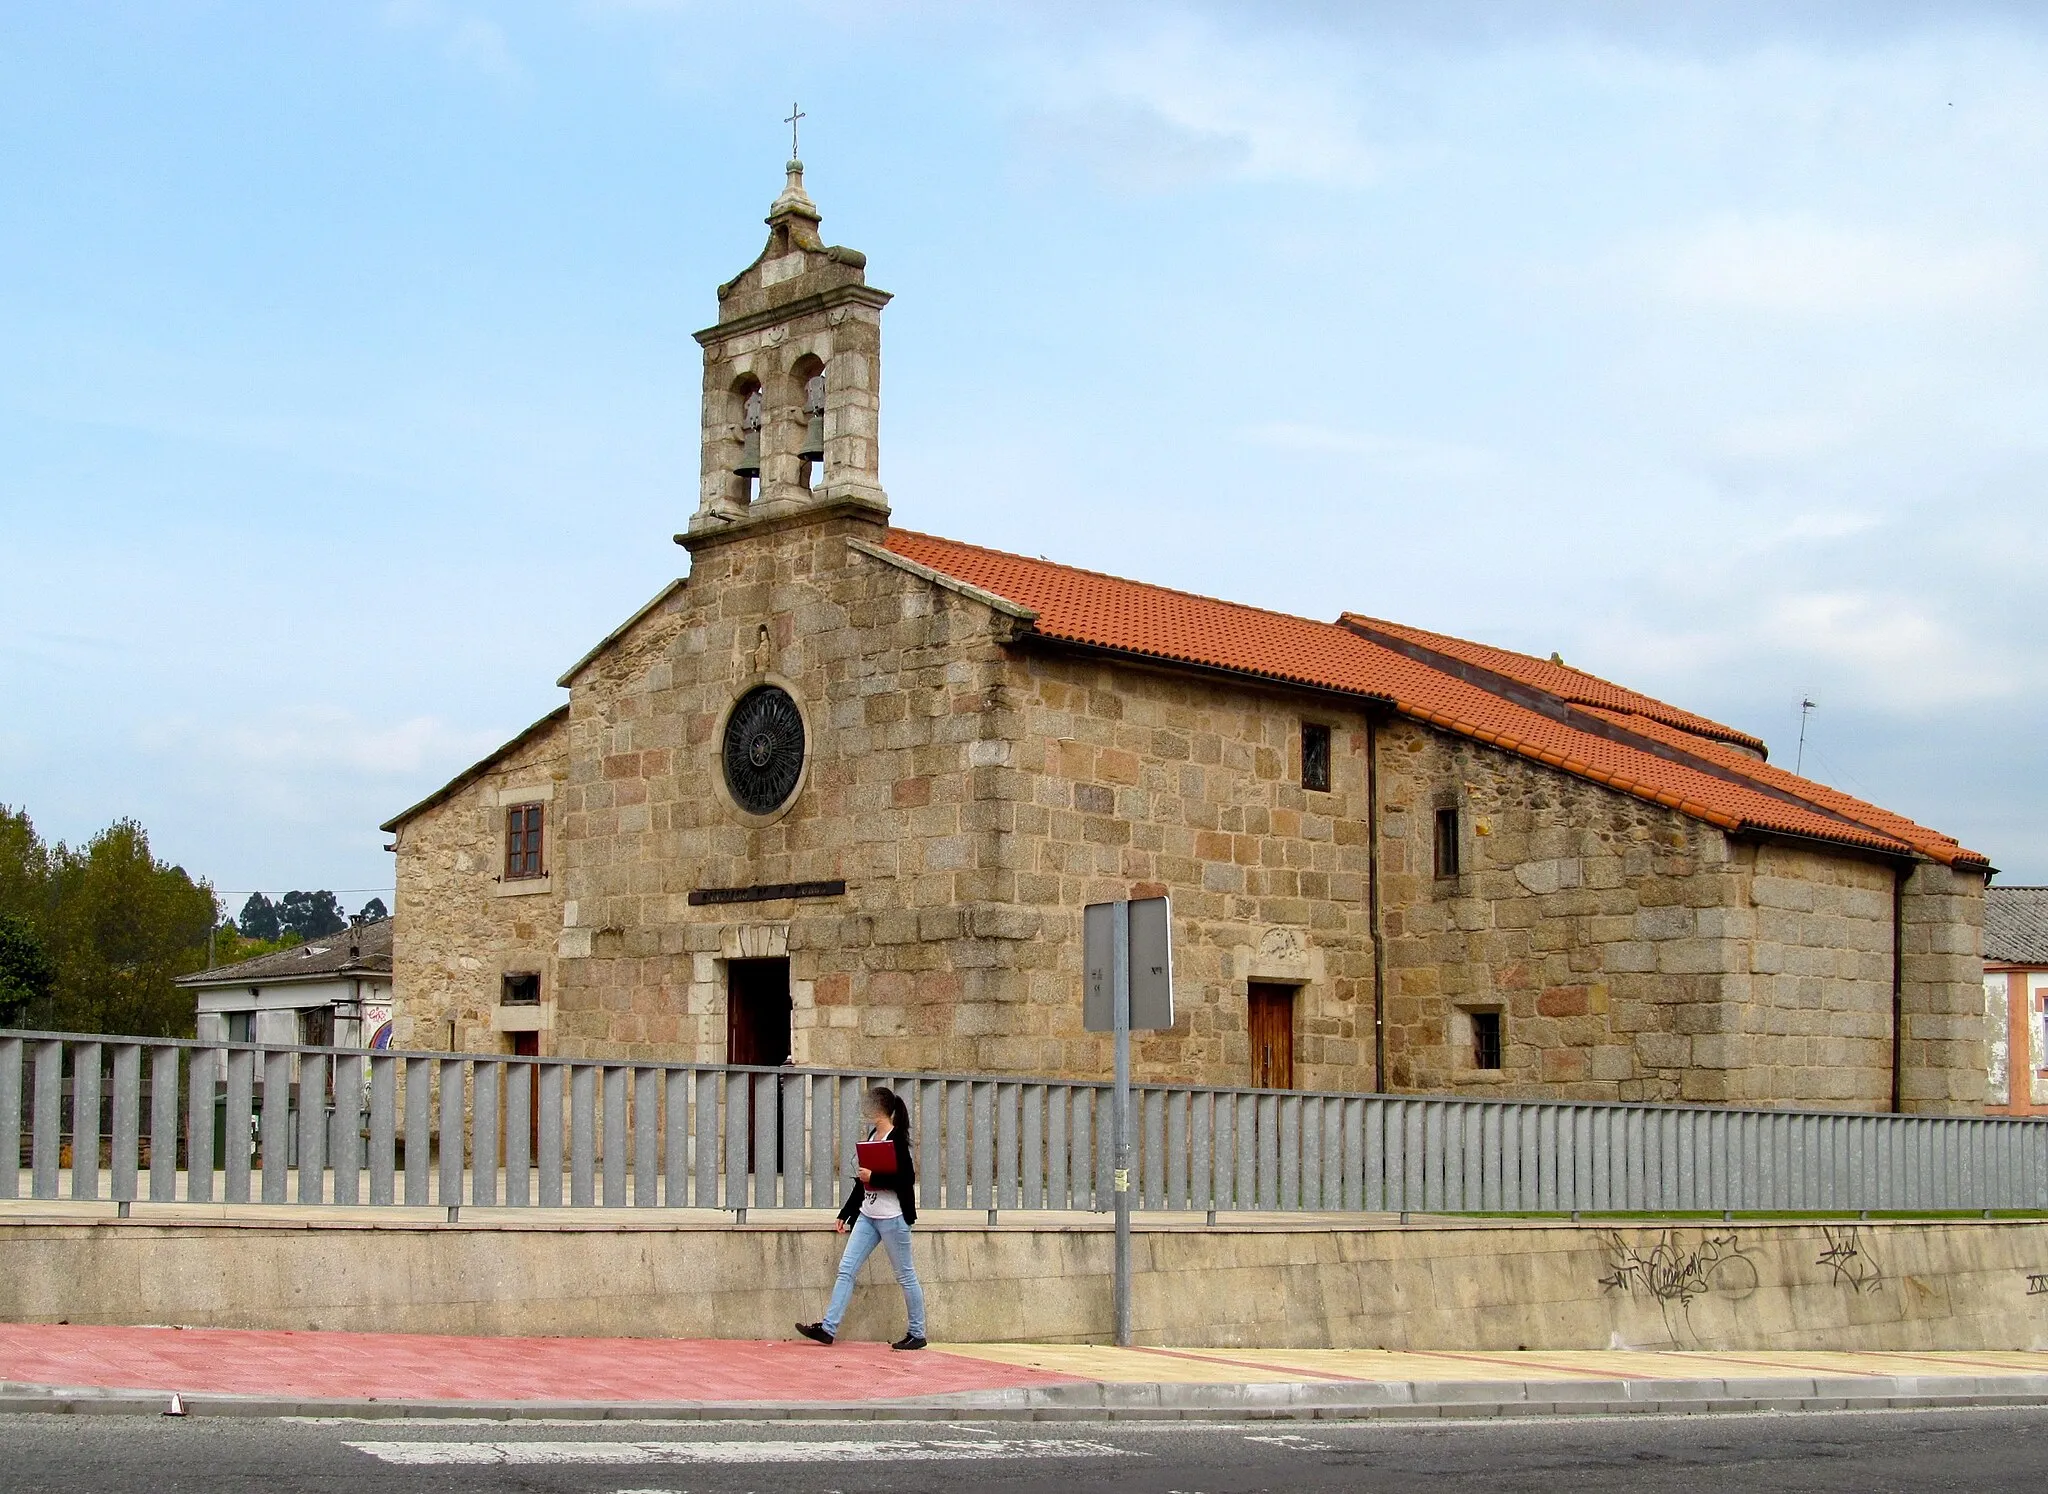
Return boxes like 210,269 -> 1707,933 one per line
4,1408 -> 2047,1493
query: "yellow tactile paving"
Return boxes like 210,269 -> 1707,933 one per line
938,1343 -> 2048,1386
944,1343 -> 1312,1384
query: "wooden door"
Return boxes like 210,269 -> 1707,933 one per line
511,1030 -> 541,1154
1248,983 -> 1296,1091
726,959 -> 792,1066
727,958 -> 792,1175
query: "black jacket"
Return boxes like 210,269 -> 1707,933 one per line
837,1129 -> 917,1228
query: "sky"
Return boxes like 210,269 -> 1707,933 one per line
2,0 -> 2046,912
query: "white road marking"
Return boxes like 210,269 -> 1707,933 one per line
346,1438 -> 1133,1466
1244,1433 -> 1331,1450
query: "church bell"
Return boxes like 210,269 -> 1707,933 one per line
734,387 -> 763,478
799,373 -> 827,463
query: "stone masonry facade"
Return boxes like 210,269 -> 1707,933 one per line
1374,721 -> 1982,1107
389,712 -> 566,1056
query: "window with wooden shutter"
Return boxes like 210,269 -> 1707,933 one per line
1434,807 -> 1461,879
504,803 -> 545,880
1301,722 -> 1331,793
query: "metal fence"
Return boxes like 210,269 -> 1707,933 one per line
5,1029 -> 2045,1216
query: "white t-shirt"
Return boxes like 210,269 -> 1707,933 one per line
859,1132 -> 903,1219
859,1186 -> 903,1220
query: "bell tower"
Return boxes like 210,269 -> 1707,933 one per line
683,155 -> 891,544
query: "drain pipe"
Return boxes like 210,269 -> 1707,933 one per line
1890,862 -> 1907,1114
1367,710 -> 1387,1093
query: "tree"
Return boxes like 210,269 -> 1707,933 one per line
238,892 -> 281,941
353,896 -> 389,926
207,921 -> 295,968
277,889 -> 346,940
0,913 -> 54,1025
34,819 -> 217,1036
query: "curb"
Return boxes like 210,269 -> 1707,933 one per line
6,1375 -> 2048,1423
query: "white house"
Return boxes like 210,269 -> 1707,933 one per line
179,918 -> 394,1049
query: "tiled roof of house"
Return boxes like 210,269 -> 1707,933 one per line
1985,887 -> 2048,966
176,918 -> 393,988
1340,613 -> 1767,755
882,529 -> 1988,870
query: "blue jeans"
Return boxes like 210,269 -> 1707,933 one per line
821,1214 -> 925,1339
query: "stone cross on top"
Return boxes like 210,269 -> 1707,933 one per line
785,102 -> 805,160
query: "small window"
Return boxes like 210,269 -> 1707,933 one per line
501,973 -> 541,1007
226,1011 -> 254,1043
1471,1010 -> 1503,1070
505,803 -> 545,880
300,1008 -> 334,1048
1434,806 -> 1461,878
1301,722 -> 1331,793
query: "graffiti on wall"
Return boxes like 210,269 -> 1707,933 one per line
1817,1226 -> 1884,1295
1598,1231 -> 1760,1306
1596,1229 -> 1760,1348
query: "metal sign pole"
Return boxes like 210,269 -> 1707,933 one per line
1111,899 -> 1133,1347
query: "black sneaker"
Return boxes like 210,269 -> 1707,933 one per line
891,1333 -> 927,1351
796,1322 -> 834,1346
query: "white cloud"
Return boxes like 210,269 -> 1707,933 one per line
381,1 -> 525,83
1716,411 -> 1863,461
1014,17 -> 1411,188
1603,586 -> 2023,714
1763,590 -> 2021,707
142,709 -> 501,780
447,17 -> 523,82
1236,421 -> 1509,483
1768,511 -> 1884,543
1653,214 -> 2036,317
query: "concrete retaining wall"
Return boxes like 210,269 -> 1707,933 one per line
4,1205 -> 2045,1351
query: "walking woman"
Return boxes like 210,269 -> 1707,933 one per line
797,1086 -> 927,1350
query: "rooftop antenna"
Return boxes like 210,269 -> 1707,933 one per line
1795,698 -> 1817,776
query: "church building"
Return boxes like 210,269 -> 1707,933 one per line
383,161 -> 1990,1114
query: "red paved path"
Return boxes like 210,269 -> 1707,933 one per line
0,1324 -> 1081,1404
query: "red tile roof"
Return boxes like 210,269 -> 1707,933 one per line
882,530 -> 1987,869
1340,613 -> 1767,755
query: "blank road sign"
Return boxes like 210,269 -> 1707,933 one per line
1083,897 -> 1174,1032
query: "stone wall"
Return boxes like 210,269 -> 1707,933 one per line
1375,719 -> 1737,1101
6,1206 -> 2043,1351
1727,842 -> 1895,1108
389,716 -> 568,1055
1371,716 -> 1985,1112
998,653 -> 1377,1088
1901,860 -> 1991,1112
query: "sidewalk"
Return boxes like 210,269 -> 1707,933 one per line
5,1324 -> 2048,1421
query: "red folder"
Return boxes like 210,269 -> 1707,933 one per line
855,1139 -> 895,1175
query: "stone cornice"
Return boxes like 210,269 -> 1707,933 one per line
694,284 -> 893,346
676,499 -> 889,556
